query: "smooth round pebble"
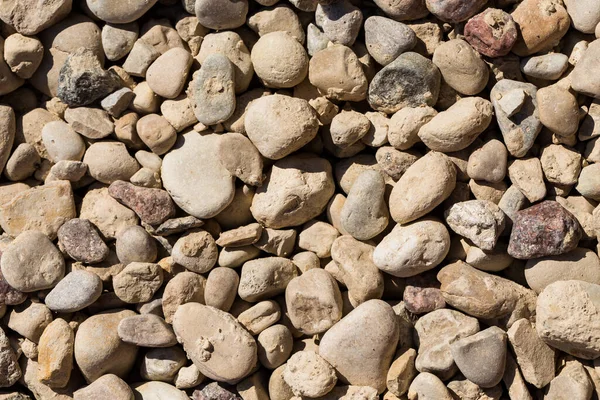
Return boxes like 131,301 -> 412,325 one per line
45,270 -> 103,313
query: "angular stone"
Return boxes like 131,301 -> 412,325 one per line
192,382 -> 241,400
100,87 -> 134,117
0,326 -> 20,387
45,270 -> 103,313
216,223 -> 262,247
403,273 -> 446,314
117,314 -> 177,347
58,218 -> 109,264
113,262 -> 163,304
108,180 -> 175,226
364,16 -> 416,66
162,271 -> 206,324
0,0 -> 71,35
37,318 -> 74,389
444,200 -> 506,251
508,201 -> 581,259
80,186 -> 139,240
64,107 -> 114,139
217,132 -> 264,187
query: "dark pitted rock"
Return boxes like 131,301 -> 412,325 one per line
464,8 -> 518,57
508,201 -> 582,260
426,0 -> 487,23
192,382 -> 241,400
57,218 -> 109,264
108,180 -> 176,226
0,266 -> 26,306
404,273 -> 446,314
368,52 -> 441,114
57,48 -> 119,107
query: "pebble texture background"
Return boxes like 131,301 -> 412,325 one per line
0,0 -> 599,399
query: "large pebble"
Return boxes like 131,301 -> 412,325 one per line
407,372 -> 453,399
115,225 -> 157,264
172,230 -> 218,274
80,186 -> 139,239
284,351 -> 337,397
444,200 -> 505,251
118,314 -> 176,347
251,32 -> 308,89
83,142 -> 139,184
537,280 -> 600,359
86,0 -> 157,23
315,0 -> 363,46
217,133 -> 264,187
162,271 -> 206,323
564,0 -> 600,33
511,0 -> 570,56
245,94 -> 318,160
464,8 -> 517,57
373,217 -> 450,277
1,230 -> 64,292
251,154 -> 334,228
0,326 -> 21,387
372,0 -> 428,21
74,309 -> 138,382
572,39 -> 600,99
364,16 -> 416,66
0,0 -> 71,35
136,114 -> 177,155
57,218 -> 109,263
544,361 -> 592,400
162,133 -> 235,219
190,53 -> 235,126
45,270 -> 102,312
389,151 -> 456,224
113,262 -> 163,303
432,39 -> 489,95
257,325 -> 293,369
368,52 -> 441,114
173,303 -> 257,383
37,318 -> 74,388
108,180 -> 175,226
102,22 -> 138,61
195,0 -> 248,30
146,48 -> 192,99
6,300 -> 52,342
238,257 -> 297,302
426,0 -> 486,22
132,381 -> 188,400
74,374 -> 134,400
319,300 -> 399,393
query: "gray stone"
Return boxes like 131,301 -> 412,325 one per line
0,326 -> 21,387
195,0 -> 248,30
315,0 -> 363,47
101,22 -> 139,61
58,218 -> 109,264
45,270 -> 103,313
86,0 -> 158,24
364,16 -> 416,66
520,53 -> 568,80
100,87 -> 134,117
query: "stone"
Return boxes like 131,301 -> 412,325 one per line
135,114 -> 177,156
108,180 -> 175,226
389,151 -> 456,224
433,39 -> 489,95
132,381 -> 188,400
491,79 -> 541,157
113,262 -> 163,303
86,0 -> 158,23
257,325 -> 293,369
373,218 -> 450,278
4,143 -> 40,181
511,0 -> 570,56
4,33 -> 44,79
465,243 -> 513,271
205,267 -> 239,312
83,142 -> 139,184
331,236 -> 384,306
297,221 -> 339,259
37,318 -> 74,388
162,133 -> 235,219
0,268 -> 26,306
216,223 -> 262,247
315,0 -> 362,46
577,163 -> 600,200
387,106 -> 436,150
251,154 -> 335,228
73,374 -> 133,400
238,257 -> 297,302
0,106 -> 15,176
245,94 -> 318,160
189,54 -> 235,126
160,96 -> 197,133
64,107 -> 113,139
140,346 -> 186,381
115,225 -> 156,265
248,6 -> 304,44
45,270 -> 103,313
0,0 -> 71,35
330,111 -> 370,148
1,230 -> 64,292
173,303 -> 257,383
364,16 -> 416,66
418,97 -> 493,152
46,160 -> 87,183
285,268 -> 343,335
101,87 -> 134,118
174,364 -> 204,389
193,382 -> 241,400
319,300 -> 399,393
372,0 -> 428,20
162,271 -> 206,323
74,309 -> 138,382
251,31 -> 308,89
521,53 -> 568,80
146,48 -> 192,99
195,0 -> 248,30
538,87 -> 579,139
238,300 -> 281,335
464,8 -> 518,57
284,351 -> 337,397
5,300 -> 52,342
502,353 -> 532,400
426,0 -> 486,22
101,22 -> 138,61
444,200 -> 506,251
450,327 -> 507,388
254,228 -> 297,257
58,218 -> 109,264
340,170 -> 389,240
508,201 -> 581,259
80,186 -> 139,240
545,361 -> 592,400
446,376 -> 503,400
467,139 -> 508,183
0,327 -> 20,387
375,147 -> 419,180
57,48 -> 118,107
172,230 -> 218,274
565,0 -> 600,33
386,348 -> 417,397
403,274 -> 446,314
408,372 -> 454,399
217,133 -> 264,187
368,52 -> 440,113
507,318 -> 555,388
122,40 -> 160,77
308,44 -> 368,102
0,38 -> 24,96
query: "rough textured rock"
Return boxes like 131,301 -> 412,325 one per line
190,53 -> 235,126
57,218 -> 109,264
364,16 -> 416,66
108,180 -> 175,226
37,318 -> 74,388
0,326 -> 21,387
238,257 -> 297,302
0,0 -> 72,35
444,200 -> 506,251
464,8 -> 518,57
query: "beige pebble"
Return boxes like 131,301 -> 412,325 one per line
136,114 -> 177,155
508,158 -> 547,202
251,31 -> 308,88
238,300 -> 281,335
146,47 -> 192,99
83,141 -> 140,184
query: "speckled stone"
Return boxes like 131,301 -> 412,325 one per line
108,180 -> 176,226
464,8 -> 518,57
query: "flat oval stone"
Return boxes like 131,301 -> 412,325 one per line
45,270 -> 103,313
58,218 -> 109,264
162,132 -> 235,219
172,303 -> 257,384
86,0 -> 158,23
117,314 -> 177,347
190,53 -> 235,126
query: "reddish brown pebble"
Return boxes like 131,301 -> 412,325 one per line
0,266 -> 26,306
57,218 -> 110,264
108,180 -> 176,226
403,273 -> 446,314
464,8 -> 518,57
426,0 -> 488,23
508,201 -> 581,260
192,382 -> 241,400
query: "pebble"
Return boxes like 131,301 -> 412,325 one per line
238,300 -> 281,335
413,308 -> 480,380
4,34 -> 44,79
565,0 -> 600,33
162,271 -> 206,323
99,88 -> 133,119
73,374 -> 133,400
6,300 -> 52,343
101,22 -> 138,61
330,110 -> 370,148
205,267 -> 239,312
284,351 -> 337,397
433,39 -> 489,95
162,133 -> 235,219
418,97 -> 493,152
511,0 -> 570,56
255,228 -> 297,257
467,139 -> 508,183
464,8 -> 517,57
58,218 -> 109,263
123,40 -> 160,77
426,0 -> 486,22
407,372 -> 453,399
373,217 -> 450,277
41,121 -> 83,161
386,348 -> 417,397
319,300 -> 399,393
364,17 -> 416,66
507,318 -> 555,388
389,151 -> 456,224
315,0 -> 363,46
146,48 -> 192,99
368,52 -> 441,113
248,6 -> 305,44
308,44 -> 368,102
1,230 -> 64,292
0,0 -> 71,35
74,309 -> 138,382
0,327 -> 20,387
140,346 -> 186,381
84,142 -> 140,184
387,106 -> 436,150
285,268 -> 342,335
108,180 -> 175,226
251,32 -> 308,89
174,364 -> 204,389
217,133 -> 264,187
57,48 -> 118,107
44,270 -> 103,312
64,107 -> 114,139
193,382 -> 241,400
373,0 -> 428,21
173,303 -> 257,383
195,0 -> 248,30
115,225 -> 157,264
257,325 -> 293,369
251,154 -> 335,228
80,186 -> 139,239
216,223 -> 262,247
37,318 -> 74,388
521,53 -> 568,80
3,143 -> 39,181
190,54 -> 235,126
0,268 -> 26,306
444,200 -> 505,251
491,79 -> 541,157
113,262 -> 163,303
132,381 -> 188,400
537,86 -> 579,139
545,361 -> 592,400
238,257 -> 297,302
172,230 -> 218,274
508,201 -> 581,259
245,94 -> 318,160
